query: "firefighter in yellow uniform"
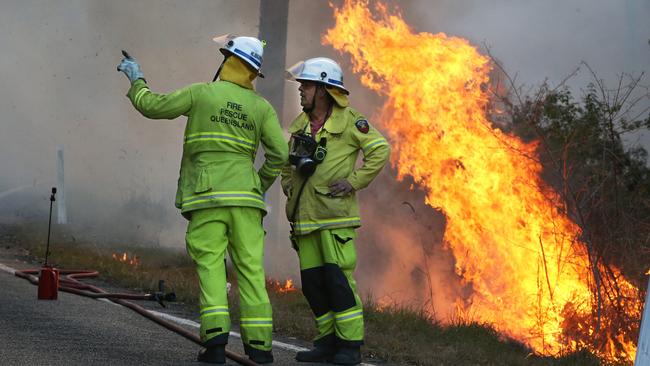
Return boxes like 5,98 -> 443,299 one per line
281,58 -> 390,365
117,36 -> 287,364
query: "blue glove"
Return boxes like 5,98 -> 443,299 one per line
117,50 -> 144,84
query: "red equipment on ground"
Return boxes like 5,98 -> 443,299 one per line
37,265 -> 59,300
37,187 -> 59,300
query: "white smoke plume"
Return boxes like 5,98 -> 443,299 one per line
1,0 -> 648,298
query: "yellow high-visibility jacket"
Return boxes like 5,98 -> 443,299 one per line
127,78 -> 288,218
281,106 -> 390,235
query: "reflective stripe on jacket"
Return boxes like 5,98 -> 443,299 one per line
127,78 -> 288,217
281,106 -> 390,235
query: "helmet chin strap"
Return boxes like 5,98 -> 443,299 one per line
212,56 -> 228,82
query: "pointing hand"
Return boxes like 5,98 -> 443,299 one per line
117,50 -> 145,84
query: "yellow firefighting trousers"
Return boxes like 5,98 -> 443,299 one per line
185,207 -> 272,351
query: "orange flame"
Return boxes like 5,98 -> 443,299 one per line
325,0 -> 641,362
111,252 -> 140,267
270,278 -> 297,293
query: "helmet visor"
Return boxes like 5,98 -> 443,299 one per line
285,61 -> 306,81
213,33 -> 235,49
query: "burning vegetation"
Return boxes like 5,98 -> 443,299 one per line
112,252 -> 141,267
325,0 -> 644,363
268,278 -> 298,294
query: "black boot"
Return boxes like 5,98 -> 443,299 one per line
197,345 -> 226,364
296,334 -> 336,363
332,346 -> 361,365
244,344 -> 274,364
295,344 -> 336,363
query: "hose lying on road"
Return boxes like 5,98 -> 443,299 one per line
15,269 -> 258,366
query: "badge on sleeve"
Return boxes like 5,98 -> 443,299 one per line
355,119 -> 369,134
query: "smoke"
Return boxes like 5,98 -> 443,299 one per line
399,0 -> 650,151
399,0 -> 649,84
0,0 -> 260,247
354,171 -> 463,317
1,0 -> 648,311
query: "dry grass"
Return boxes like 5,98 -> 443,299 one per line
7,222 -> 200,309
6,223 -> 613,366
362,301 -> 602,366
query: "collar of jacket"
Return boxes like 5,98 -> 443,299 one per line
219,56 -> 256,90
289,105 -> 347,135
325,86 -> 349,107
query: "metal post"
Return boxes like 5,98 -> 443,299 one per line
45,187 -> 57,266
257,0 -> 290,251
257,0 -> 289,122
57,146 -> 67,224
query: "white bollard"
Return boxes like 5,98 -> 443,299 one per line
635,276 -> 650,365
57,146 -> 67,224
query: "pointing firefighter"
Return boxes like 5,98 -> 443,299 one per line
281,57 -> 390,365
117,36 -> 288,364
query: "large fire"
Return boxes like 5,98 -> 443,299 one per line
324,0 -> 642,362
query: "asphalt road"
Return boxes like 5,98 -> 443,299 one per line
0,266 -> 206,365
0,246 -> 321,366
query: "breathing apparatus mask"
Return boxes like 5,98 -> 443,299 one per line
289,133 -> 327,177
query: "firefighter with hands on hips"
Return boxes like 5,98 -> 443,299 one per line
281,57 -> 390,365
117,35 -> 288,364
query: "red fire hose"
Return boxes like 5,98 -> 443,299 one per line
15,269 -> 258,366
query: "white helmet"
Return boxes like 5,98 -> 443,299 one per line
213,34 -> 264,74
286,57 -> 349,94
